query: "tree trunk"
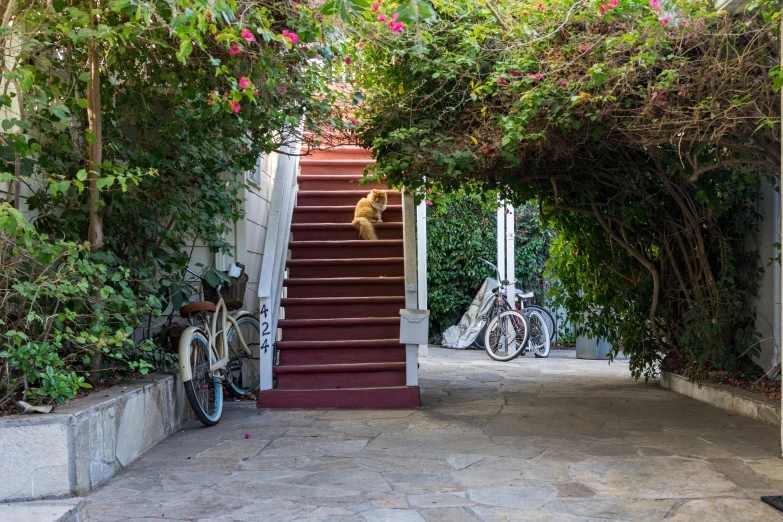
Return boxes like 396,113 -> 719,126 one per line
87,3 -> 104,382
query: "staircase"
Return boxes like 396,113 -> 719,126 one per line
256,146 -> 421,408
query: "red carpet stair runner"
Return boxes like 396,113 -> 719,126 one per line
257,146 -> 421,408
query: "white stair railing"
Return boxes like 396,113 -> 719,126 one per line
258,143 -> 301,391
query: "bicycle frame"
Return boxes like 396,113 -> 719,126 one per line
177,298 -> 255,383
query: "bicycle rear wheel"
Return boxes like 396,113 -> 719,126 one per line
526,305 -> 556,343
527,310 -> 551,358
484,310 -> 529,362
225,315 -> 261,397
182,330 -> 223,426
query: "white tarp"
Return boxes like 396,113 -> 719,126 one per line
442,278 -> 537,349
442,278 -> 498,349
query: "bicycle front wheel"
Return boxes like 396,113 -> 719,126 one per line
484,310 -> 529,362
182,330 -> 223,426
225,315 -> 261,397
527,310 -> 551,358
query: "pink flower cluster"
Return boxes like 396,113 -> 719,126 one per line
388,13 -> 404,33
649,0 -> 684,27
230,43 -> 242,56
282,29 -> 299,45
239,77 -> 251,89
376,5 -> 403,33
599,0 -> 618,13
528,73 -> 544,81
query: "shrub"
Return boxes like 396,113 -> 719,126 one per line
0,204 -> 163,410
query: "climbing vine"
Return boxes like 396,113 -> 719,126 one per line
347,0 -> 780,377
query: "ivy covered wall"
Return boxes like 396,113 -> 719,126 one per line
426,194 -> 553,341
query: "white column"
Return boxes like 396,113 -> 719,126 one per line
416,198 -> 428,357
496,202 -> 506,281
505,203 -> 515,307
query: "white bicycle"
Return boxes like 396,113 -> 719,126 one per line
177,266 -> 260,426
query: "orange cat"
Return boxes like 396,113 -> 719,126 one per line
351,189 -> 388,240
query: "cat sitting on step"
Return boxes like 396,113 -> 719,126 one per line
351,189 -> 388,240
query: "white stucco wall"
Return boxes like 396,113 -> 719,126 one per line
753,179 -> 782,373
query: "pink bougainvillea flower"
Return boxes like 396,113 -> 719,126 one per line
390,22 -> 404,33
425,200 -> 433,206
599,5 -> 606,13
344,57 -> 352,65
537,2 -> 545,9
241,29 -> 255,42
610,0 -> 618,6
509,70 -> 521,77
239,77 -> 251,89
660,17 -> 669,25
229,43 -> 242,56
426,188 -> 433,193
372,2 -> 380,11
391,12 -> 399,22
282,29 -> 299,45
535,73 -> 544,81
359,42 -> 365,47
560,81 -> 568,87
378,14 -> 387,22
231,101 -> 241,113
649,0 -> 660,9
497,77 -> 508,84
351,119 -> 357,125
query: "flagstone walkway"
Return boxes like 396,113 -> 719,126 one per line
85,348 -> 782,521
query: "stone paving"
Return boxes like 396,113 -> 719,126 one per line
85,348 -> 782,521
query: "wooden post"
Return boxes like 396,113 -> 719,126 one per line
257,145 -> 299,391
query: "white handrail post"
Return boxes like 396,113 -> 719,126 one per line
402,189 -> 419,386
416,197 -> 428,357
257,142 -> 300,392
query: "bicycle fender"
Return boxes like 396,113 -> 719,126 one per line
229,309 -> 255,321
178,326 -> 204,382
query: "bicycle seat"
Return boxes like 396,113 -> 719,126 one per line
180,301 -> 216,318
518,291 -> 534,299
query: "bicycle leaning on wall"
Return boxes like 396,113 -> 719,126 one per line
177,265 -> 261,426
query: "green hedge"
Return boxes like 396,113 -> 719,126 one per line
426,195 -> 552,341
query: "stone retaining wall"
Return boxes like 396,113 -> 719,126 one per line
0,373 -> 193,502
660,371 -> 780,427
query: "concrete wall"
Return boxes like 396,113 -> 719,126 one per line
0,373 -> 192,502
753,179 -> 781,373
715,0 -> 748,13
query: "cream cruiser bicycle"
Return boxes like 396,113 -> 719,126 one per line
178,266 -> 261,426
